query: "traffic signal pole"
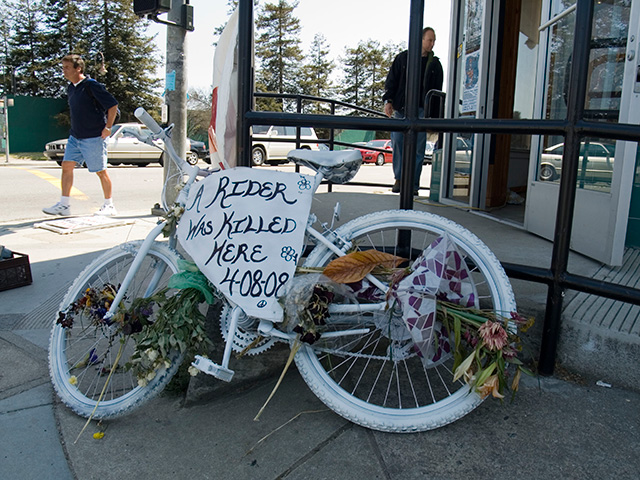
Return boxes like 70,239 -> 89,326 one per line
163,0 -> 188,206
133,0 -> 194,208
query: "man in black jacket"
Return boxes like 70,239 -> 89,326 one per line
383,27 -> 443,195
43,54 -> 119,216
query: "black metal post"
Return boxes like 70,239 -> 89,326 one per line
236,0 -> 253,167
538,0 -> 593,375
399,0 -> 425,210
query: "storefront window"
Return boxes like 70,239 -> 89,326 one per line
452,0 -> 485,203
537,0 -> 631,193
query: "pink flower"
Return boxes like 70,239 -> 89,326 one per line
478,321 -> 508,351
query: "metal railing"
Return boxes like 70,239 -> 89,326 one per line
235,0 -> 640,376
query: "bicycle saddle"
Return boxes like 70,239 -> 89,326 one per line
287,149 -> 362,184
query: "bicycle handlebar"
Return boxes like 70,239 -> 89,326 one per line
133,107 -> 218,212
134,107 -> 162,134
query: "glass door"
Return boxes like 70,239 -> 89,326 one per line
442,0 -> 496,206
525,0 -> 639,265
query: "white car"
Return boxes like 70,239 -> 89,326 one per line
251,125 -> 319,166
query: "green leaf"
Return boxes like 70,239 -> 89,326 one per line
475,362 -> 497,387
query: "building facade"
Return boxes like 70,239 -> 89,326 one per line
435,0 -> 640,266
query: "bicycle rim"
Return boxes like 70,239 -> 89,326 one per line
296,210 -> 516,432
49,241 -> 183,419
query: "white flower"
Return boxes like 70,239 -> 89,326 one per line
188,365 -> 199,377
146,370 -> 156,381
164,361 -> 171,369
453,352 -> 475,383
137,377 -> 148,388
145,348 -> 158,362
68,375 -> 78,386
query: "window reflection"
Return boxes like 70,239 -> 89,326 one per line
536,0 -> 631,194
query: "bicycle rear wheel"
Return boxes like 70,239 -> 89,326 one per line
296,210 -> 516,432
49,240 -> 183,419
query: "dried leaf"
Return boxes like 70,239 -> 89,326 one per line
323,250 -> 407,284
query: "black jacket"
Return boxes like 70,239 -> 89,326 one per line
383,50 -> 444,117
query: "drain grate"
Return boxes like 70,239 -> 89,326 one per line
13,283 -> 70,330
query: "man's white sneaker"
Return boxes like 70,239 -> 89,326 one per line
95,204 -> 117,216
43,202 -> 71,216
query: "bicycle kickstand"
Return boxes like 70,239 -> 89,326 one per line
191,306 -> 242,382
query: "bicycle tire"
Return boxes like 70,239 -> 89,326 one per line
295,210 -> 516,432
49,240 -> 184,419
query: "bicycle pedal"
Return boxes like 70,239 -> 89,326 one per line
192,356 -> 234,382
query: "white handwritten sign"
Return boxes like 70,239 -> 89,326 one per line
177,167 -> 315,321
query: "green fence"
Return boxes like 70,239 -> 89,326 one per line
333,129 -> 375,149
5,95 -> 68,153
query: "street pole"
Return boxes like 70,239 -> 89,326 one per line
2,96 -> 9,163
163,0 -> 188,206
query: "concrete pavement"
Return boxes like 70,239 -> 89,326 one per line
1,159 -> 639,479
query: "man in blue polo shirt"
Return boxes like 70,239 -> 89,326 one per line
43,54 -> 119,216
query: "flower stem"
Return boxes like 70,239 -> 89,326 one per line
74,340 -> 126,444
254,339 -> 301,421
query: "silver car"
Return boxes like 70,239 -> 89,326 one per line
539,142 -> 615,182
251,125 -> 319,166
44,123 -> 207,167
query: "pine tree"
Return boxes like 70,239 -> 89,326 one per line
0,6 -> 11,95
339,40 -> 402,112
81,0 -> 161,121
360,40 -> 385,111
255,0 -> 302,111
2,0 -> 160,118
4,0 -> 49,96
299,33 -> 334,114
339,43 -> 367,109
39,0 -> 88,98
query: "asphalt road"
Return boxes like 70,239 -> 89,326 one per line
1,160 -> 167,224
0,158 -> 432,225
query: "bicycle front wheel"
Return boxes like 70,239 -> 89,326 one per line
49,240 -> 183,419
296,210 -> 516,432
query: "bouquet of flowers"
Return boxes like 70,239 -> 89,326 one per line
291,235 -> 534,400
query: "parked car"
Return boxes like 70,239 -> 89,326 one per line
251,125 -> 319,166
539,141 -> 616,182
357,139 -> 435,166
44,123 -> 206,167
454,136 -> 473,174
187,139 -> 209,165
358,139 -> 393,165
423,140 -> 436,165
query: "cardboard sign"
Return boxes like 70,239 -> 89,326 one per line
177,167 -> 315,321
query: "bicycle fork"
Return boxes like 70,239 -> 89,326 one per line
103,221 -> 167,323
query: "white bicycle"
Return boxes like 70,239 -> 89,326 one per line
49,108 -> 516,433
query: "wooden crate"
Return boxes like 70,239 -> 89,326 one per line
0,252 -> 33,291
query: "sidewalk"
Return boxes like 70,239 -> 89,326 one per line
1,193 -> 639,479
